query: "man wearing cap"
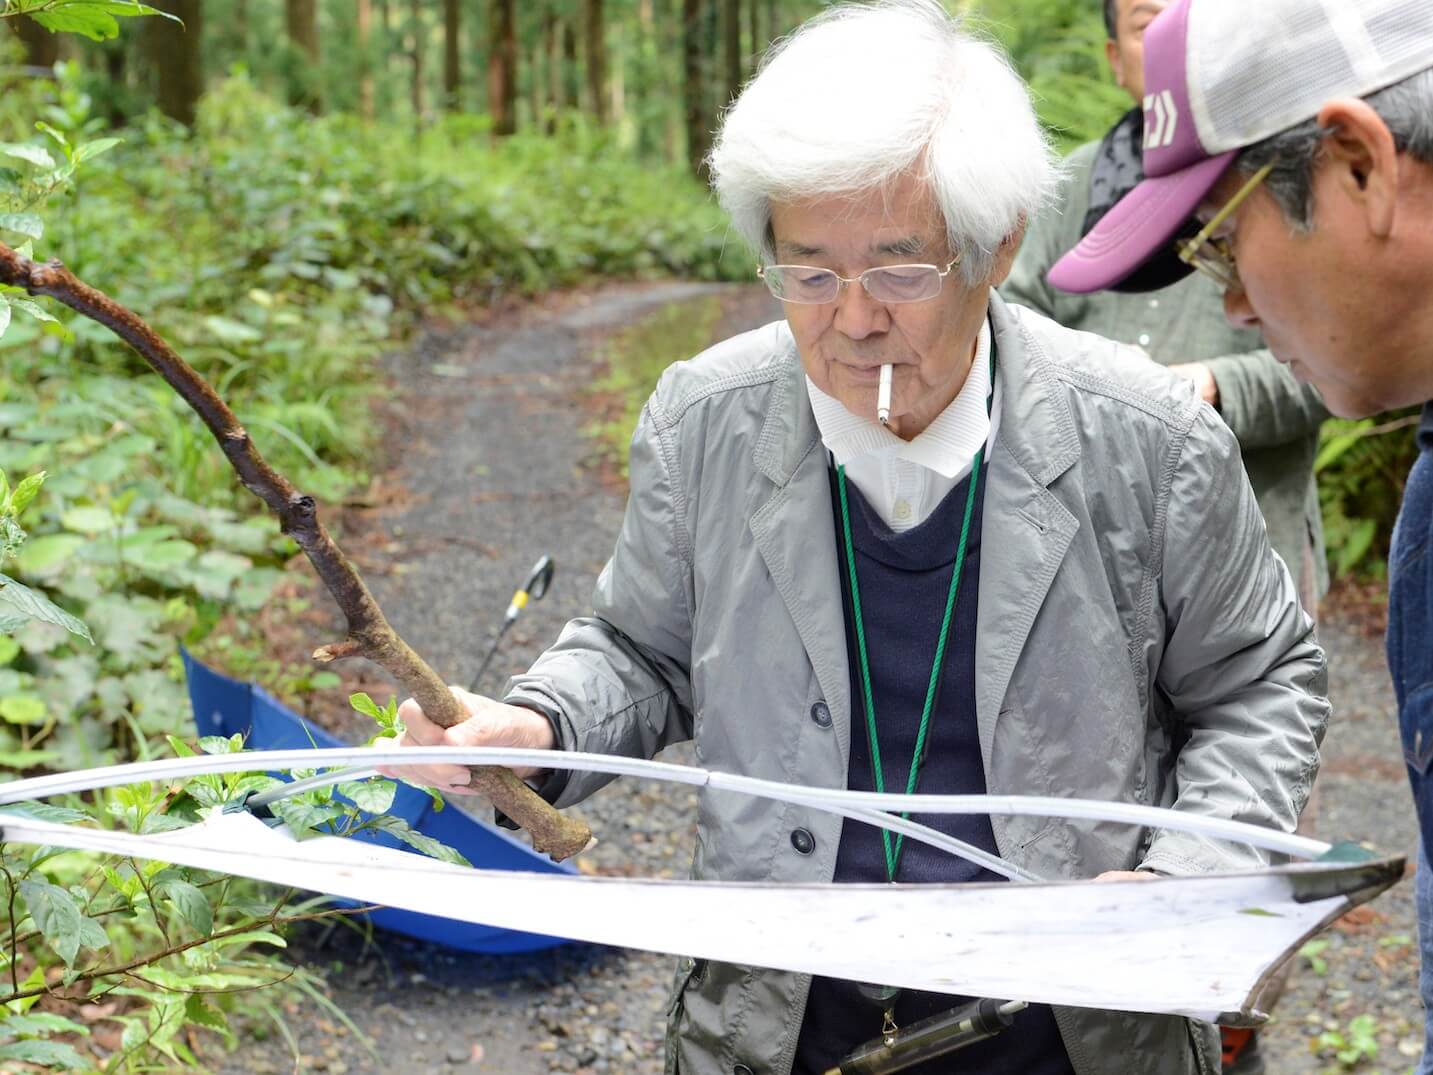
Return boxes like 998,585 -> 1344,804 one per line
1004,0 -> 1329,617
1049,0 -> 1433,1068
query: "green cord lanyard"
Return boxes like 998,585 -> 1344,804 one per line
835,346 -> 995,883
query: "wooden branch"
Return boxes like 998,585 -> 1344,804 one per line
0,242 -> 593,861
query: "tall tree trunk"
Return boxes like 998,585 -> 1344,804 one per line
530,8 -> 546,131
12,15 -> 60,70
285,0 -> 319,61
545,7 -> 561,130
488,0 -> 516,135
410,0 -> 425,120
681,0 -> 710,178
102,40 -> 129,123
285,0 -> 320,111
609,18 -> 624,128
748,0 -> 761,68
442,0 -> 460,110
147,0 -> 203,127
561,16 -> 580,112
584,0 -> 606,123
357,0 -> 375,121
234,0 -> 249,53
722,0 -> 740,107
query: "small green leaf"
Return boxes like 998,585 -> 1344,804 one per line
184,993 -> 228,1033
367,815 -> 470,866
9,472 -> 45,515
74,136 -> 122,164
271,799 -> 344,835
0,1039 -> 88,1068
0,694 -> 47,726
0,213 -> 42,240
157,879 -> 213,937
1,144 -> 56,170
337,778 -> 396,814
0,572 -> 92,642
59,505 -> 115,534
19,879 -> 83,966
349,692 -> 383,721
0,1012 -> 89,1037
165,734 -> 196,758
13,533 -> 84,576
0,801 -> 88,825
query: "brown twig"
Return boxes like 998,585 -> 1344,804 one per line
0,900 -> 380,1006
0,242 -> 592,861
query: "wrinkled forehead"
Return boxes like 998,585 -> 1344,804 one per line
767,179 -> 947,257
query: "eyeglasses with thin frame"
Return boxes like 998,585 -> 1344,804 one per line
757,256 -> 961,305
1177,163 -> 1274,292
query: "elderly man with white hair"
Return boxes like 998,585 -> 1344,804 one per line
387,2 -> 1327,1072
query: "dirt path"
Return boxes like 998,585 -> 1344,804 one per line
216,283 -> 1421,1075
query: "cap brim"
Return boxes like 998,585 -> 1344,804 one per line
1048,151 -> 1235,295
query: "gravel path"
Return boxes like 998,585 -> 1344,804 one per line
217,284 -> 1421,1075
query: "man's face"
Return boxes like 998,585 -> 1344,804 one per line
1209,162 -> 1412,418
1106,0 -> 1168,105
768,173 -> 1011,439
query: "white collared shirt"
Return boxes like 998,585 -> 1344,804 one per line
807,317 -> 1000,533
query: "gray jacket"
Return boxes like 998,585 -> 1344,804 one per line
507,296 -> 1328,1075
1003,140 -> 1330,603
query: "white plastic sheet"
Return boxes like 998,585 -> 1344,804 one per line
0,810 -> 1396,1023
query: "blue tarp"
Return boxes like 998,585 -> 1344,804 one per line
181,649 -> 573,953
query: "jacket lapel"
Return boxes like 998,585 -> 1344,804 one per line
748,343 -> 853,765
974,296 -> 1082,772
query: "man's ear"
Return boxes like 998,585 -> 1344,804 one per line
988,222 -> 1026,287
1316,98 -> 1400,238
1106,38 -> 1126,90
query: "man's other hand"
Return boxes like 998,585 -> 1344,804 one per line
374,686 -> 556,792
1092,870 -> 1162,883
1169,362 -> 1219,407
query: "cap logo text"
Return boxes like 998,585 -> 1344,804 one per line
1143,89 -> 1179,150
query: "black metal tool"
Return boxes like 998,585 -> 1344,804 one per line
824,997 -> 1027,1075
468,555 -> 556,692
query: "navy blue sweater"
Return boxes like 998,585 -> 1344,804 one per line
793,467 -> 1072,1075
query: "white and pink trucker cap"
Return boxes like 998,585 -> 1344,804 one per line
1049,0 -> 1433,294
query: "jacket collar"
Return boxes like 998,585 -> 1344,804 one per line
753,293 -> 1081,491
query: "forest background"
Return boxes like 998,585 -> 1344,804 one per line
0,0 -> 1415,1071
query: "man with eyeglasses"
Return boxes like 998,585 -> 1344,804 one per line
1049,0 -> 1433,1069
1004,0 -> 1329,628
384,3 -> 1327,1072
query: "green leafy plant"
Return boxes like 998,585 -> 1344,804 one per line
1315,413 -> 1421,580
1,0 -> 174,43
1312,1012 -> 1381,1069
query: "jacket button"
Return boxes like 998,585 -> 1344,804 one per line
734,1067 -> 755,1075
790,828 -> 815,855
810,701 -> 832,728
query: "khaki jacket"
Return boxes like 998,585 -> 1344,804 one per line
507,296 -> 1328,1075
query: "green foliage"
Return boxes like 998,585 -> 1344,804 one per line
975,0 -> 1129,152
587,295 -> 724,475
2,0 -> 175,42
1312,1012 -> 1381,1069
1315,414 -> 1420,580
0,57 -> 732,1071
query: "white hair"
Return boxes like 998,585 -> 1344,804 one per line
709,0 -> 1060,285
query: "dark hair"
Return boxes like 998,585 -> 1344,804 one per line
1103,0 -> 1118,39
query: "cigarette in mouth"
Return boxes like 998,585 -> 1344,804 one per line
877,364 -> 893,426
